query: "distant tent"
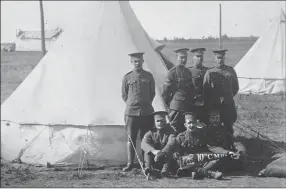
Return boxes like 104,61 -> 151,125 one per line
234,9 -> 286,94
15,28 -> 63,51
1,1 -> 173,167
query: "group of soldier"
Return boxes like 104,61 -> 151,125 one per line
121,47 -> 246,180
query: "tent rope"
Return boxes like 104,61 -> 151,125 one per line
2,126 -> 47,165
234,120 -> 285,153
77,128 -> 90,176
77,148 -> 87,176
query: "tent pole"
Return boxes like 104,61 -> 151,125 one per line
39,0 -> 47,57
219,3 -> 222,49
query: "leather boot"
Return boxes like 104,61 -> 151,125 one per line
161,163 -> 170,178
144,152 -> 155,176
122,141 -> 135,172
206,170 -> 223,180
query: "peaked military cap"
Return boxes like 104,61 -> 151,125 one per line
212,49 -> 228,58
190,48 -> 206,56
150,111 -> 168,120
128,52 -> 145,60
174,48 -> 189,55
208,109 -> 220,116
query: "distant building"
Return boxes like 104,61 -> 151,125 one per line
1,43 -> 16,52
15,27 -> 63,51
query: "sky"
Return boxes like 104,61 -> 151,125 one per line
1,1 -> 285,42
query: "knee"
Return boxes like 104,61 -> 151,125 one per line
144,152 -> 154,162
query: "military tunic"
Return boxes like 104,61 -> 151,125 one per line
162,65 -> 195,133
203,65 -> 239,134
141,125 -> 177,155
188,65 -> 208,122
122,69 -> 155,116
176,129 -> 208,155
141,125 -> 177,171
205,124 -> 233,153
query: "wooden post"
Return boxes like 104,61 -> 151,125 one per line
39,0 -> 46,57
219,3 -> 222,49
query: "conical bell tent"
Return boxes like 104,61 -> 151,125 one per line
1,1 -> 173,166
234,9 -> 286,94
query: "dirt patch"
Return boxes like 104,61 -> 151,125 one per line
1,162 -> 286,188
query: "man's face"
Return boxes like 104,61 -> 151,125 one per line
214,56 -> 225,66
177,53 -> 188,66
154,118 -> 167,130
193,54 -> 204,66
184,118 -> 198,130
131,58 -> 144,70
209,114 -> 220,126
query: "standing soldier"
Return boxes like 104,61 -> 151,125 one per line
141,111 -> 177,178
162,48 -> 195,134
121,52 -> 156,172
188,48 -> 208,123
203,49 -> 239,134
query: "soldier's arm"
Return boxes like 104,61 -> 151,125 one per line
150,74 -> 156,102
121,76 -> 128,102
207,144 -> 232,154
161,132 -> 177,155
141,131 -> 156,153
202,71 -> 211,103
162,72 -> 175,105
231,68 -> 239,96
175,134 -> 184,155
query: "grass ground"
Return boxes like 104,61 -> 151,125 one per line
1,39 -> 286,187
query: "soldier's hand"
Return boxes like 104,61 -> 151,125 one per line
227,151 -> 240,160
151,150 -> 161,156
154,151 -> 168,163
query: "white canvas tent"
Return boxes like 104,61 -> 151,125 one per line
234,9 -> 286,94
1,1 -> 173,167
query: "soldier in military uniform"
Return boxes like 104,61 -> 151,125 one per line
203,49 -> 239,134
121,52 -> 156,172
141,111 -> 177,177
205,109 -> 247,173
205,109 -> 236,152
188,48 -> 209,123
162,48 -> 195,134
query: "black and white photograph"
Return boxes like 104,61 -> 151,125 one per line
1,0 -> 285,187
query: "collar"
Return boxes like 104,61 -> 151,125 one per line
133,68 -> 143,73
195,64 -> 203,69
216,64 -> 226,69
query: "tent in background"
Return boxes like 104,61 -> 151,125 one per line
1,1 -> 173,167
234,9 -> 285,94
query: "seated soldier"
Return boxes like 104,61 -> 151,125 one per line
206,109 -> 247,173
174,112 -> 238,180
141,111 -> 177,178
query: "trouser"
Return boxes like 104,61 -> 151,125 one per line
169,110 -> 186,134
220,102 -> 237,135
207,143 -> 246,173
144,152 -> 172,172
124,115 -> 153,164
